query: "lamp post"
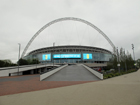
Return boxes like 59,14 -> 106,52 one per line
60,50 -> 62,64
124,49 -> 127,72
117,47 -> 120,73
35,56 -> 37,73
18,43 -> 21,75
132,44 -> 136,69
53,42 -> 55,68
132,44 -> 135,61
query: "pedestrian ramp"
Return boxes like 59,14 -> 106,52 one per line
41,64 -> 102,81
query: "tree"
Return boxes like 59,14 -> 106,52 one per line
31,59 -> 39,64
106,47 -> 135,71
18,59 -> 29,65
126,51 -> 134,70
18,58 -> 39,65
0,59 -> 17,67
106,55 -> 117,71
136,59 -> 140,68
0,60 -> 5,67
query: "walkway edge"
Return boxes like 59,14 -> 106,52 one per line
82,64 -> 103,79
40,64 -> 68,81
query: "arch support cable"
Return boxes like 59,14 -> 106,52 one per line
21,17 -> 116,58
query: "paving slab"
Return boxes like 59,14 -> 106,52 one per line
0,74 -> 93,96
0,69 -> 140,105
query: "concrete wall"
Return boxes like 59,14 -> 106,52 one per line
0,70 -> 9,77
0,66 -> 37,77
0,64 -> 60,77
84,63 -> 107,67
82,64 -> 103,79
10,72 -> 22,76
0,69 -> 22,77
40,64 -> 68,81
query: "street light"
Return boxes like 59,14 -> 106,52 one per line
18,43 -> 21,75
124,49 -> 127,72
53,42 -> 55,68
117,47 -> 120,73
132,44 -> 135,61
132,44 -> 136,69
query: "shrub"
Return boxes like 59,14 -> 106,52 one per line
107,75 -> 112,78
115,73 -> 120,76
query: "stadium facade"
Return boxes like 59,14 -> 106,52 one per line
23,45 -> 113,64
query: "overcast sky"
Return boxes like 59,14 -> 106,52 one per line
0,0 -> 140,63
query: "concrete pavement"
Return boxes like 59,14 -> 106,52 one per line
44,65 -> 100,81
0,75 -> 39,82
0,69 -> 140,105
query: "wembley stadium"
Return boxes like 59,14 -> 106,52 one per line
23,45 -> 113,64
22,17 -> 115,64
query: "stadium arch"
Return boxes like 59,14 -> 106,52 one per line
21,17 -> 116,58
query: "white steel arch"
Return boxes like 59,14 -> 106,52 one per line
21,17 -> 116,58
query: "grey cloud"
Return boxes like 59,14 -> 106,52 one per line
0,0 -> 140,62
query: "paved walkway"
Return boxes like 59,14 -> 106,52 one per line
0,69 -> 140,105
0,75 -> 93,96
44,65 -> 100,81
0,65 -> 99,96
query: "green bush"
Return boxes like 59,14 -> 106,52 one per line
107,75 -> 112,78
103,76 -> 108,79
103,68 -> 137,79
115,73 -> 119,76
